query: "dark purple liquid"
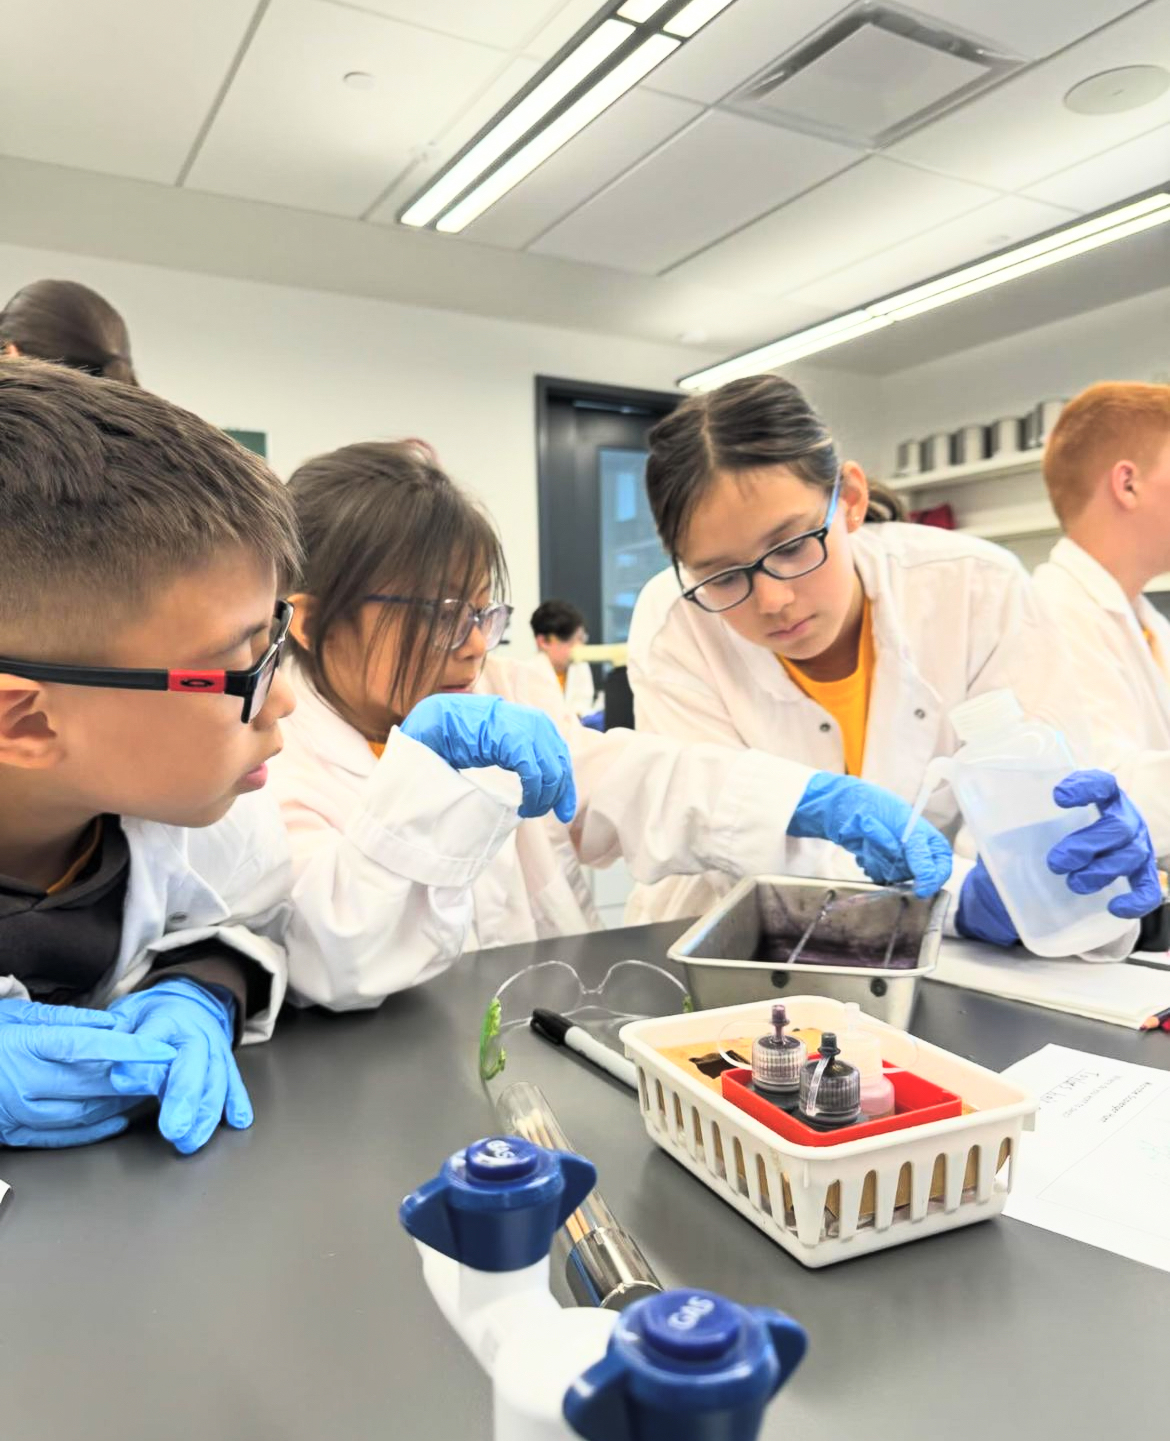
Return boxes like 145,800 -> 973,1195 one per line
748,936 -> 917,971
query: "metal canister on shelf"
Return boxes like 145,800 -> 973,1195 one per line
950,424 -> 988,465
1024,398 -> 1067,449
894,439 -> 923,476
921,432 -> 951,471
988,416 -> 1024,457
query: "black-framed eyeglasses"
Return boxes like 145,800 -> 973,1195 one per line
365,595 -> 513,652
677,471 -> 843,614
0,601 -> 293,723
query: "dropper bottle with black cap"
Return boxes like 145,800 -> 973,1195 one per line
797,1032 -> 862,1132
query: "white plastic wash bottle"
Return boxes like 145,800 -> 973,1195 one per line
906,689 -> 1131,957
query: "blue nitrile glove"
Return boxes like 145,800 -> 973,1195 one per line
108,979 -> 252,1156
788,772 -> 953,898
0,1000 -> 178,1149
1048,770 -> 1161,920
401,693 -> 577,823
956,857 -> 1020,947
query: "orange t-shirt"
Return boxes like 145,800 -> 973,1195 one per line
779,599 -> 875,777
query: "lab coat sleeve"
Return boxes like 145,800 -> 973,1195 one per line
565,724 -> 817,882
1033,580 -> 1170,861
955,567 -> 1140,959
106,793 -> 293,1043
280,729 -> 521,1010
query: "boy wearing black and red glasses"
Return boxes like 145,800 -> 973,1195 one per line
0,357 -> 298,1154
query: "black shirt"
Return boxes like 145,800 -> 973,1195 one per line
0,818 -> 128,1004
0,818 -> 265,1034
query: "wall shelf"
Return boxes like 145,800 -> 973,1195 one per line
885,448 -> 1046,496
960,506 -> 1059,542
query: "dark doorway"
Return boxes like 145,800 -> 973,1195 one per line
535,377 -> 680,646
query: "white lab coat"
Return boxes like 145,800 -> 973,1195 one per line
270,658 -> 833,1010
627,522 -> 1135,957
0,791 -> 290,1042
561,657 -> 600,718
1034,537 -> 1170,861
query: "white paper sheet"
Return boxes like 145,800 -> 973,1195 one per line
1002,1044 -> 1170,1271
0,1178 -> 9,1210
929,940 -> 1170,1027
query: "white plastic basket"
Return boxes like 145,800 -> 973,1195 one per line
620,996 -> 1037,1268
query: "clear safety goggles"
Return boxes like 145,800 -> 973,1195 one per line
478,959 -> 690,1081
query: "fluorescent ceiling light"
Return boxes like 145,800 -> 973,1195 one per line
618,0 -> 672,19
679,190 -> 1170,391
437,33 -> 680,233
664,0 -> 738,38
401,19 -> 633,228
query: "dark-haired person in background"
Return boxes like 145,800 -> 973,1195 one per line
530,599 -> 597,718
625,373 -> 1159,957
0,278 -> 138,385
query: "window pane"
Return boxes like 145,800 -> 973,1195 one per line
598,447 -> 666,643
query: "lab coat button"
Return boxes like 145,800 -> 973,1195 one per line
914,708 -> 926,720
168,913 -> 189,925
819,722 -> 831,733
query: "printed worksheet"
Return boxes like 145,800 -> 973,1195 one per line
1002,1044 -> 1170,1272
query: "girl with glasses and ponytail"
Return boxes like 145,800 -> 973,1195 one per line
627,374 -> 1160,957
268,439 -> 956,1010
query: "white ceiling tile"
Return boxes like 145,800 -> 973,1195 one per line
900,1 -> 1145,61
890,0 -> 1170,191
186,0 -> 508,215
641,0 -> 850,105
531,110 -> 860,273
787,194 -> 1080,313
460,87 -> 701,249
367,56 -> 541,221
670,156 -> 998,296
0,0 -> 257,183
1024,122 -> 1170,211
522,0 -> 613,59
318,0 -> 567,50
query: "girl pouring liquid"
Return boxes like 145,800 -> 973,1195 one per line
626,375 -> 1160,957
268,439 -> 952,1008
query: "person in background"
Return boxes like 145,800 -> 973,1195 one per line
267,439 -> 952,1011
530,600 -> 597,718
626,373 -> 1159,955
1034,382 -> 1170,863
0,278 -> 138,385
0,358 -> 295,1153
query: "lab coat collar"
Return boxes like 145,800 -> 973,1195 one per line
1048,536 -> 1161,632
286,662 -> 378,780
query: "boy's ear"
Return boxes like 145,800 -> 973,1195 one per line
1107,459 -> 1140,511
285,593 -> 314,649
0,675 -> 65,769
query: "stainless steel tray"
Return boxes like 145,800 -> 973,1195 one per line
668,876 -> 951,1029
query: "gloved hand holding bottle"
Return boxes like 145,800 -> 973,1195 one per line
401,693 -> 577,822
788,772 -> 953,898
957,770 -> 1161,947
0,998 -> 177,1149
108,978 -> 253,1156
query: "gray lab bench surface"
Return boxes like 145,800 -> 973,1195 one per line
0,921 -> 1165,1440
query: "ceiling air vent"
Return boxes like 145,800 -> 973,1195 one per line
732,4 -> 1019,148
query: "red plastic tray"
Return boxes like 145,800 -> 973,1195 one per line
720,1059 -> 963,1147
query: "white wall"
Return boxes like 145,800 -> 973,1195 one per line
0,241 -> 707,651
872,285 -> 1170,475
0,240 -> 884,650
